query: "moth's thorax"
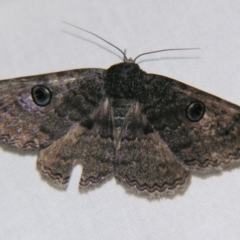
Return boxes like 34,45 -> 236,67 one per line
104,62 -> 144,98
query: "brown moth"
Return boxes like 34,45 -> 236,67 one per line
1,26 -> 240,196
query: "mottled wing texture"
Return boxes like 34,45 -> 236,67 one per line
0,69 -> 105,149
114,100 -> 190,193
3,61 -> 240,196
140,73 -> 240,170
0,69 -> 116,186
38,97 -> 115,186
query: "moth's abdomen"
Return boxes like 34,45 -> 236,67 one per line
112,98 -> 133,127
104,62 -> 144,98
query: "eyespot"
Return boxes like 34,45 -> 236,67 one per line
186,101 -> 205,122
31,85 -> 52,106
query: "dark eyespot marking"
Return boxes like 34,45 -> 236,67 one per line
31,85 -> 52,106
186,101 -> 205,122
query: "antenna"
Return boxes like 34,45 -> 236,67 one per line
62,21 -> 127,61
133,48 -> 200,62
63,21 -> 200,63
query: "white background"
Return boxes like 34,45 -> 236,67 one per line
1,1 -> 240,240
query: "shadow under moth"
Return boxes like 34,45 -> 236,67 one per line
1,27 -> 240,197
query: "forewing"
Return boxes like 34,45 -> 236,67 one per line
0,69 -> 105,149
141,73 -> 240,170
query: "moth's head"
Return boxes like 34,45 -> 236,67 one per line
104,62 -> 144,98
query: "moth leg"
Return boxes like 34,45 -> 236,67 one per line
115,133 -> 190,194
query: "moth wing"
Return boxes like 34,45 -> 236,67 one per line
115,102 -> 190,194
142,73 -> 240,170
37,96 -> 115,187
0,69 -> 106,150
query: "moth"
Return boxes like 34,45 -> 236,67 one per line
1,27 -> 240,197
